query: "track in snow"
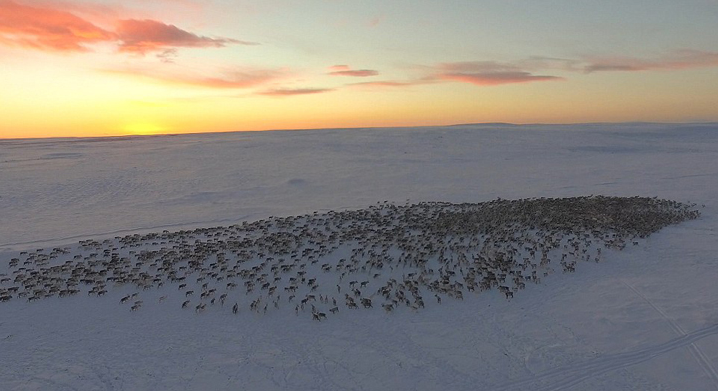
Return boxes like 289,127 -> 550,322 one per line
496,322 -> 718,391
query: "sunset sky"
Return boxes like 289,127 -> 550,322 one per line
2,0 -> 718,138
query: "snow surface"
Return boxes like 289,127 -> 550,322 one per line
1,122 -> 718,390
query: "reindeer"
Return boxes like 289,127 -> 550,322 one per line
312,312 -> 327,321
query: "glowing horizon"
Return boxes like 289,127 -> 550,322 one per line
2,0 -> 718,139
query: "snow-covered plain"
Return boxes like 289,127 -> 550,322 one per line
1,122 -> 718,390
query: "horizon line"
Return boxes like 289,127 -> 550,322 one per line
2,120 -> 717,142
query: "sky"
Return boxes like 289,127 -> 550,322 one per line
1,0 -> 718,138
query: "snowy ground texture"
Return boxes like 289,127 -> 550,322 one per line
1,122 -> 718,390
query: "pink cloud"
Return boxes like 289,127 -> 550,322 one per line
258,88 -> 334,96
0,0 -> 114,51
327,65 -> 379,77
0,0 -> 250,54
584,50 -> 718,73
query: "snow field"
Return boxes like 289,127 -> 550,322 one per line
1,123 -> 718,390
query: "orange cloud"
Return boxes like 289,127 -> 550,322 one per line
258,88 -> 334,96
327,65 -> 378,77
0,0 -> 114,51
116,19 -> 255,54
584,50 -> 718,73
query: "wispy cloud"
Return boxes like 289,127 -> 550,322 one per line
392,50 -> 718,89
368,16 -> 384,27
439,71 -> 561,85
343,61 -> 562,90
116,19 -> 255,54
185,71 -> 282,89
433,61 -> 563,86
330,69 -> 379,77
103,67 -> 285,89
0,0 -> 250,54
583,50 -> 718,73
343,61 -> 564,90
349,81 -> 419,88
346,79 -> 440,91
258,88 -> 334,97
517,56 -> 582,72
327,64 -> 379,77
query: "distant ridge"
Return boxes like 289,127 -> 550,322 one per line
449,122 -> 520,127
449,121 -> 718,127
3,122 -> 716,142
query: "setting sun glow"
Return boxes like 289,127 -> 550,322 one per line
124,123 -> 166,136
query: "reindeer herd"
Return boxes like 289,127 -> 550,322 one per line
0,196 -> 700,321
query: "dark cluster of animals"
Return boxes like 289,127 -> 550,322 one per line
0,196 -> 700,320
